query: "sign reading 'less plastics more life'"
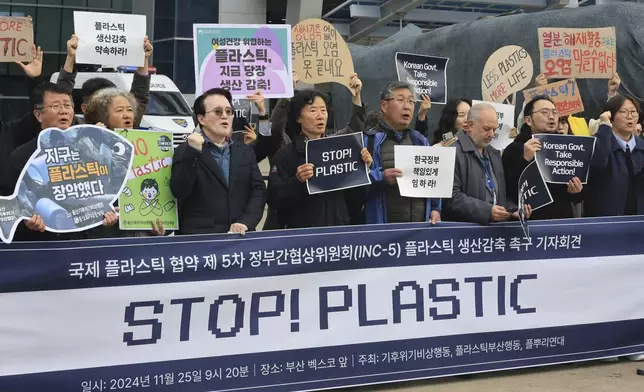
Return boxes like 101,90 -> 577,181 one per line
533,134 -> 597,184
305,132 -> 371,195
73,11 -> 146,67
395,52 -> 449,104
481,45 -> 533,103
0,16 -> 33,63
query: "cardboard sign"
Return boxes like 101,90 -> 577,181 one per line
0,16 -> 33,62
292,18 -> 355,92
522,78 -> 584,117
0,125 -> 134,244
194,24 -> 293,98
394,145 -> 456,198
117,129 -> 178,231
481,45 -> 533,103
538,27 -> 616,79
472,100 -> 515,150
73,11 -> 146,67
533,134 -> 597,184
395,52 -> 449,104
305,133 -> 371,194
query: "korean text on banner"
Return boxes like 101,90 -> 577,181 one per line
481,45 -> 533,103
0,125 -> 134,244
73,11 -> 146,67
305,132 -> 371,194
193,24 -> 293,98
2,217 -> 644,392
292,18 -> 355,93
522,79 -> 584,117
533,134 -> 597,184
472,100 -> 515,150
0,16 -> 33,63
394,145 -> 456,198
117,129 -> 178,231
538,27 -> 616,79
395,52 -> 449,104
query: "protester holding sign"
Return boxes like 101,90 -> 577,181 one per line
57,34 -> 153,127
443,103 -> 531,225
268,90 -> 372,228
503,96 -> 583,220
364,81 -> 441,225
171,88 -> 266,235
586,96 -> 644,218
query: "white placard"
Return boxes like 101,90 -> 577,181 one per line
394,145 -> 456,198
73,11 -> 146,67
473,100 -> 516,150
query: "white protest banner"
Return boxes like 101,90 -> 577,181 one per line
472,100 -> 515,150
394,145 -> 456,198
73,11 -> 146,67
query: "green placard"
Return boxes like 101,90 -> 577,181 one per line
117,129 -> 178,231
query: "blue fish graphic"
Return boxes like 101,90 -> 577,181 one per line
0,125 -> 134,244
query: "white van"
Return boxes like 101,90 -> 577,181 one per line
50,66 -> 194,147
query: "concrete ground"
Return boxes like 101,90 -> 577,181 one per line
348,361 -> 643,392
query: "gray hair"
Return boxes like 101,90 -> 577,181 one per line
380,81 -> 414,101
84,87 -> 138,128
467,102 -> 497,122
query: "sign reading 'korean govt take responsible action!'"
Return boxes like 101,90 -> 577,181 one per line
193,24 -> 293,98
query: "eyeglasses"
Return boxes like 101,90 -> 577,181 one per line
529,109 -> 559,117
618,109 -> 639,117
205,107 -> 233,117
386,96 -> 416,106
38,103 -> 73,112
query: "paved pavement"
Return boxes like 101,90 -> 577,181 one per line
347,361 -> 644,392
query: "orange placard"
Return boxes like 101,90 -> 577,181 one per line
522,78 -> 584,117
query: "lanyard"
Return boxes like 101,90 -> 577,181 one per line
482,158 -> 497,205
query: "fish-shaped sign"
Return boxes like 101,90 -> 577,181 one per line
0,125 -> 134,244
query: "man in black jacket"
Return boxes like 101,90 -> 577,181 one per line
502,95 -> 583,220
170,88 -> 266,235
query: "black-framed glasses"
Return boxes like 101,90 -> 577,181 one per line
528,109 -> 559,117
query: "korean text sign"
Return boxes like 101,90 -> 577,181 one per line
117,129 -> 178,231
395,52 -> 449,104
481,45 -> 533,103
2,218 -> 644,391
538,27 -> 616,79
522,79 -> 584,117
472,100 -> 515,151
394,145 -> 456,198
73,11 -> 146,67
292,18 -> 355,92
193,24 -> 293,98
533,134 -> 597,184
0,125 -> 134,244
305,133 -> 371,194
0,16 -> 33,62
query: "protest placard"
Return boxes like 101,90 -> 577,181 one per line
306,133 -> 371,194
193,24 -> 293,98
395,52 -> 449,104
292,18 -> 355,93
481,45 -> 533,103
117,129 -> 178,231
394,145 -> 456,198
74,12 -> 146,67
522,78 -> 584,117
538,27 -> 616,79
472,100 -> 515,150
519,160 -> 554,212
0,16 -> 33,62
533,134 -> 596,184
0,125 -> 134,244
